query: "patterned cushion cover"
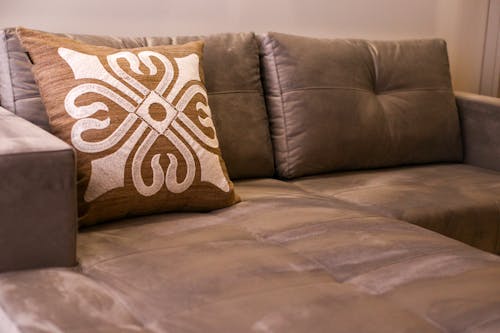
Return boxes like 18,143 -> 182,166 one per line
17,27 -> 239,226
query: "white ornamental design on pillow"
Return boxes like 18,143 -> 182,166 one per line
58,47 -> 229,202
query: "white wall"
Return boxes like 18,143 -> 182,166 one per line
480,0 -> 500,97
0,0 -> 490,93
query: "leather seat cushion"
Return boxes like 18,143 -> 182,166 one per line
292,164 -> 500,253
1,179 -> 500,332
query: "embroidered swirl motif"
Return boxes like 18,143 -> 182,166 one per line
58,47 -> 229,202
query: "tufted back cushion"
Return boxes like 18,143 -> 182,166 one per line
0,28 -> 274,180
260,32 -> 463,179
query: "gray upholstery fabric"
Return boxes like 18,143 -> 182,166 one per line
0,107 -> 77,272
259,32 -> 463,179
0,31 -> 14,112
0,28 -> 274,179
457,91 -> 500,172
1,179 -> 500,332
0,29 -> 50,128
174,33 -> 274,179
292,163 -> 500,253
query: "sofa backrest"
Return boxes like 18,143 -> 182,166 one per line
259,32 -> 463,179
0,28 -> 274,180
1,28 -> 465,181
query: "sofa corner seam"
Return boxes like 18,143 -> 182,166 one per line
269,37 -> 292,178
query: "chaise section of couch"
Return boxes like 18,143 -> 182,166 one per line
0,27 -> 499,332
290,163 -> 500,253
1,181 -> 500,332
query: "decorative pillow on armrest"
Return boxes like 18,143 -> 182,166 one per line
17,27 -> 239,227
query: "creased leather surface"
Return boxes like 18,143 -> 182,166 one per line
259,32 -> 463,178
456,91 -> 500,172
1,179 -> 499,332
292,164 -> 500,253
0,28 -> 273,179
0,107 -> 77,272
0,269 -> 153,333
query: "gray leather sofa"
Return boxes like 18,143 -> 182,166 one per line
0,28 -> 500,332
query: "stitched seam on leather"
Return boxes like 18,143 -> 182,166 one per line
81,214 -> 374,276
78,196 -> 369,269
377,88 -> 452,95
344,248 -> 496,285
269,37 -> 291,178
289,179 -> 377,198
116,218 -> 344,317
226,216 -> 462,292
280,86 -> 453,95
281,86 -> 373,94
234,218 -> 355,280
261,215 -> 392,242
162,280 -> 338,318
301,184 -> 392,197
82,238 -> 258,269
208,89 -> 262,96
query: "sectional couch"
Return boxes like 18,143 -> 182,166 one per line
0,28 -> 500,332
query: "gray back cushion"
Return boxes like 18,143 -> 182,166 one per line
0,28 -> 274,180
260,32 -> 463,179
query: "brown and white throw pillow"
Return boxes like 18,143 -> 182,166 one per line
17,27 -> 239,226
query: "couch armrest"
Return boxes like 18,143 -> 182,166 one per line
456,91 -> 500,172
0,107 -> 77,272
